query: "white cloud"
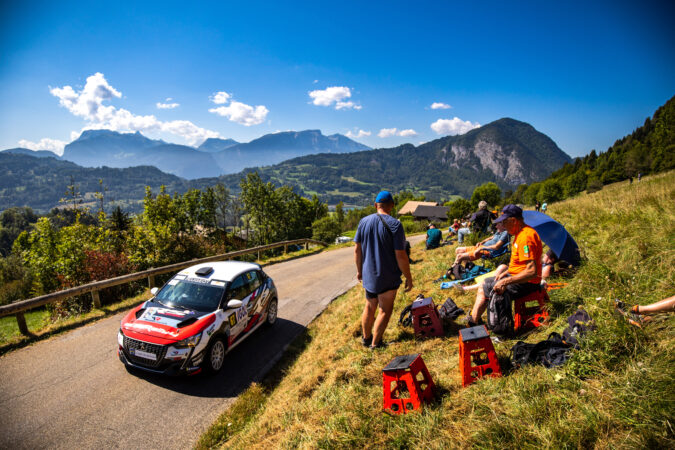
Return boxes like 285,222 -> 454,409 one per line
431,102 -> 452,110
309,86 -> 360,110
398,129 -> 418,137
430,117 -> 481,135
17,138 -> 68,155
208,91 -> 269,126
156,101 -> 179,109
378,128 -> 398,138
377,127 -> 418,138
346,129 -> 371,138
209,101 -> 269,126
210,91 -> 231,105
50,72 -> 220,145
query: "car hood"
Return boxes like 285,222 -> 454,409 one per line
121,301 -> 215,344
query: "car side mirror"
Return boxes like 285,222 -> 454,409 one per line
150,287 -> 158,295
226,299 -> 243,309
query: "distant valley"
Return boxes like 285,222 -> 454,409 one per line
1,118 -> 571,212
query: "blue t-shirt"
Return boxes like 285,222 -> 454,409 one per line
426,228 -> 442,248
354,213 -> 406,293
484,230 -> 509,247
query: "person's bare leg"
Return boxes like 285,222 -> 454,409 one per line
634,296 -> 675,315
453,253 -> 472,266
461,264 -> 508,292
371,289 -> 398,345
470,284 -> 489,323
361,297 -> 377,340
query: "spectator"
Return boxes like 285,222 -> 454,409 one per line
466,204 -> 543,326
354,191 -> 413,349
535,201 -> 541,212
470,200 -> 492,233
457,221 -> 472,244
449,219 -> 461,235
453,221 -> 509,266
426,224 -> 442,250
541,202 -> 548,213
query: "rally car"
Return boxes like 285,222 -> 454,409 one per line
118,261 -> 278,376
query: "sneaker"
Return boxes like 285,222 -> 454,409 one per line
360,336 -> 372,347
463,314 -> 483,328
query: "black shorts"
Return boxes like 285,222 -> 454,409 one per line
483,275 -> 540,300
365,282 -> 401,299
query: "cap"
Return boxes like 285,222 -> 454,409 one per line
494,204 -> 523,223
375,190 -> 394,203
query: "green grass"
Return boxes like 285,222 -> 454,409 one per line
197,171 -> 675,449
0,308 -> 50,341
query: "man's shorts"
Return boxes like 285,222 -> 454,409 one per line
365,281 -> 401,299
468,246 -> 491,260
482,275 -> 540,300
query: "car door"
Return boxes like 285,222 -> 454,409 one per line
225,274 -> 250,339
243,270 -> 264,317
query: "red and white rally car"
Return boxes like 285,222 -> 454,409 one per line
118,261 -> 278,376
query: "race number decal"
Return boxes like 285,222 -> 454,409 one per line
229,314 -> 237,327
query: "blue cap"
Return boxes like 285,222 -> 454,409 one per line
494,204 -> 523,223
375,190 -> 394,203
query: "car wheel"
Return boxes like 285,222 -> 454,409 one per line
265,298 -> 278,326
204,337 -> 226,374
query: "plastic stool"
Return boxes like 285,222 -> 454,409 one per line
514,289 -> 550,332
382,354 -> 435,414
458,325 -> 502,387
412,296 -> 444,339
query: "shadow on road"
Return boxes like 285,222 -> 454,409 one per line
126,318 -> 308,398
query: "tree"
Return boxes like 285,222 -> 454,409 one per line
537,179 -> 564,203
564,171 -> 587,198
523,182 -> 542,206
446,198 -> 472,221
335,201 -> 345,228
470,182 -> 501,209
312,216 -> 341,244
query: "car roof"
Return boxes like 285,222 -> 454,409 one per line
177,261 -> 262,282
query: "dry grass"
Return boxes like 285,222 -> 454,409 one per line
198,172 -> 674,449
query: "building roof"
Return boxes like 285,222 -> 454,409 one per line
412,205 -> 450,221
397,201 -> 439,215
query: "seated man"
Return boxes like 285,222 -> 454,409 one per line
426,224 -> 442,249
453,221 -> 509,266
470,201 -> 492,233
467,204 -> 543,326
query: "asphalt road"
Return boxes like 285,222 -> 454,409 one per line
0,235 -> 425,449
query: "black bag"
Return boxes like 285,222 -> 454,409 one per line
510,332 -> 571,368
562,308 -> 595,349
486,290 -> 514,336
399,303 -> 413,327
450,261 -> 475,280
438,297 -> 464,321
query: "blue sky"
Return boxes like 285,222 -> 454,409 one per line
1,0 -> 673,157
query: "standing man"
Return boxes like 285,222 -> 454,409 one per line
467,204 -> 542,326
354,191 -> 413,349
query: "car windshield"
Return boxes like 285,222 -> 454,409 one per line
155,279 -> 226,312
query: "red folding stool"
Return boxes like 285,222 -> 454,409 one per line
411,296 -> 444,339
513,288 -> 550,333
382,354 -> 435,414
458,325 -> 502,387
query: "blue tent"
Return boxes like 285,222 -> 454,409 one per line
522,211 -> 581,266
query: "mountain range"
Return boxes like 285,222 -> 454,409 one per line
1,117 -> 571,212
54,129 -> 371,179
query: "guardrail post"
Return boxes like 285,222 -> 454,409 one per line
284,244 -> 288,254
305,241 -> 309,250
91,290 -> 101,309
257,251 -> 261,260
148,275 -> 155,289
16,312 -> 30,336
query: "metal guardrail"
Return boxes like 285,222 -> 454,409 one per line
0,238 -> 327,335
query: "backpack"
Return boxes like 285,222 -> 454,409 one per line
562,308 -> 595,349
486,290 -> 514,336
510,332 -> 571,368
438,297 -> 465,321
450,261 -> 475,280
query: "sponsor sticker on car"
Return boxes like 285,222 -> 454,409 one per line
131,349 -> 157,360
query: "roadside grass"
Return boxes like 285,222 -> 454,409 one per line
0,245 -> 326,354
198,171 -> 674,449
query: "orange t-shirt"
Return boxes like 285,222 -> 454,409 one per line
508,225 -> 543,284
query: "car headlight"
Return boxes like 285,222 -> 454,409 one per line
118,330 -> 124,347
174,333 -> 202,348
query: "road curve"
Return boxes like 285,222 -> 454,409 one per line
0,235 -> 425,449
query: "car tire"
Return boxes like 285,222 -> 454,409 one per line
203,337 -> 226,375
265,298 -> 278,326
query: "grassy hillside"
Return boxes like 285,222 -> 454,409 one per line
198,171 -> 674,449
